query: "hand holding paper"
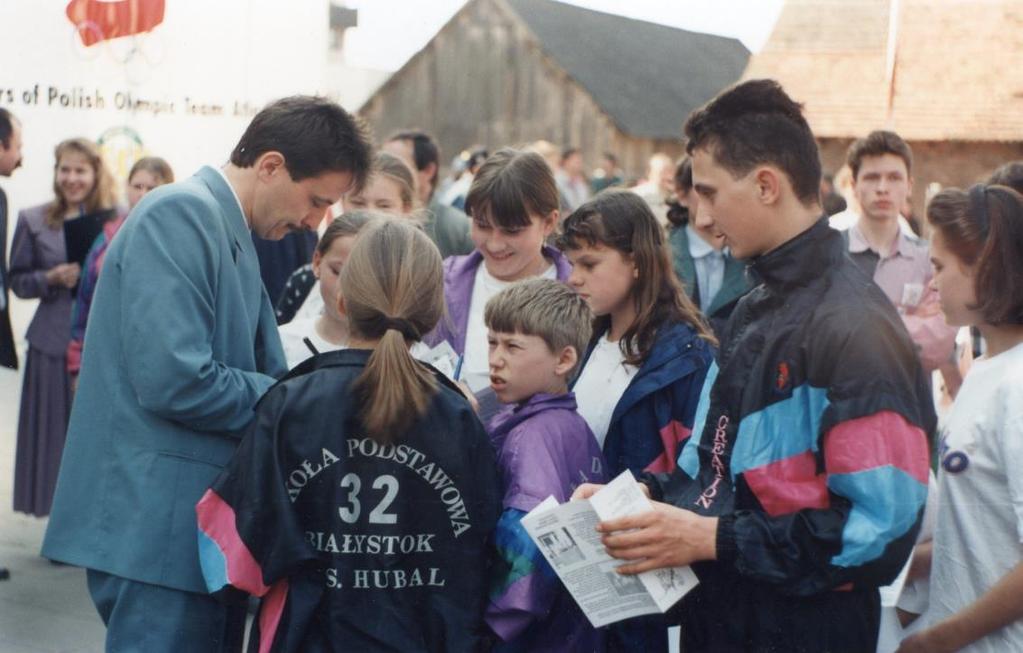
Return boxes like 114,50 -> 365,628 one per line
571,482 -> 650,501
521,471 -> 699,627
599,503 -> 718,574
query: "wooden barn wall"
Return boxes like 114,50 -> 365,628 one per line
357,0 -> 685,181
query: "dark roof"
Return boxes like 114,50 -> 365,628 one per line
505,0 -> 749,139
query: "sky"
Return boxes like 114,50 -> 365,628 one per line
342,0 -> 786,72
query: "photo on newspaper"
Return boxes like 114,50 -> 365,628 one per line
520,470 -> 700,628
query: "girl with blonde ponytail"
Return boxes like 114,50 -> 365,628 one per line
340,218 -> 443,439
197,218 -> 501,652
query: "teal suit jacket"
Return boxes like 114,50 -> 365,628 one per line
668,224 -> 752,333
42,167 -> 287,593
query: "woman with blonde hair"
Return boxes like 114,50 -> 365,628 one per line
342,150 -> 418,214
10,137 -> 115,516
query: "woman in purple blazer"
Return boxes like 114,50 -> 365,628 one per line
9,138 -> 114,517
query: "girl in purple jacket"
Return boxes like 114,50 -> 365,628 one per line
425,148 -> 572,392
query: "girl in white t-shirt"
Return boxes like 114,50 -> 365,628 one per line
278,212 -> 376,368
423,148 -> 572,392
896,184 -> 1023,653
558,190 -> 715,478
558,189 -> 716,653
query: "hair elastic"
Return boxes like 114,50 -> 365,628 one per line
380,316 -> 419,340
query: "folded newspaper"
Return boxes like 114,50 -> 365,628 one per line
521,470 -> 699,628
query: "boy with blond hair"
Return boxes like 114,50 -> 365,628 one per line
483,277 -> 606,652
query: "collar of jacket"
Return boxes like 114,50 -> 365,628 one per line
488,391 -> 578,447
612,322 -> 708,424
673,223 -> 751,317
268,347 -> 465,405
574,321 -> 708,425
442,245 -> 574,353
749,217 -> 844,290
196,166 -> 251,257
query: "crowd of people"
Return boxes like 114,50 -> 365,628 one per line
0,75 -> 1021,653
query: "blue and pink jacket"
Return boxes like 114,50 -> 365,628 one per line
577,321 -> 713,653
578,321 -> 714,478
196,349 -> 501,652
644,219 -> 936,651
424,246 -> 573,355
485,392 -> 607,652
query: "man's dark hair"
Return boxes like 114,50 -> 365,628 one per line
0,107 -> 16,149
683,79 -> 822,206
665,156 -> 694,228
561,147 -> 580,164
603,152 -> 617,166
822,192 -> 847,217
674,156 -> 693,194
386,130 -> 440,189
846,130 -> 913,180
230,95 -> 373,190
988,161 -> 1023,196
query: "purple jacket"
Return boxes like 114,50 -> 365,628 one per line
426,246 -> 573,355
9,203 -> 74,356
489,392 -> 606,510
485,392 -> 607,652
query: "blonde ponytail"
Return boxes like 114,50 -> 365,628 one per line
339,219 -> 444,441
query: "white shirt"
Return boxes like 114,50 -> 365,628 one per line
293,280 -> 325,323
278,315 -> 433,371
918,341 -> 1023,652
573,334 -> 639,449
459,262 -> 556,392
278,316 -> 343,369
211,165 -> 245,219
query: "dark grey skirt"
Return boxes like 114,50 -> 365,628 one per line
13,345 -> 71,517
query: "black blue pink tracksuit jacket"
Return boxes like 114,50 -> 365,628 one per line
645,219 -> 936,652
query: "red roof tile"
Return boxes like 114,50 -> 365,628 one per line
744,0 -> 1023,141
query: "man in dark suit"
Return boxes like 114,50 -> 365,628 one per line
0,107 -> 22,371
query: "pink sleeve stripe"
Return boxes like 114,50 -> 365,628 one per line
258,579 -> 289,653
195,488 -> 271,596
742,450 -> 830,517
645,420 -> 692,474
824,411 -> 930,485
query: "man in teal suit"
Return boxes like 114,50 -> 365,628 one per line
667,157 -> 752,336
42,96 -> 372,651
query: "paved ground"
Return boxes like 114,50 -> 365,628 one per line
0,297 -> 107,651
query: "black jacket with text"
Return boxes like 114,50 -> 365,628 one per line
646,219 -> 936,652
197,349 -> 501,653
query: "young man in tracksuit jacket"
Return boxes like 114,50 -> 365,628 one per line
576,79 -> 936,652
